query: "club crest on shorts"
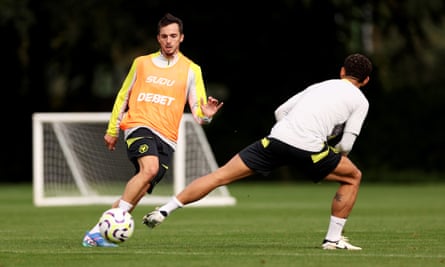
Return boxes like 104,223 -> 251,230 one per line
138,144 -> 149,153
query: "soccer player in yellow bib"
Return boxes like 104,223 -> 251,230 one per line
82,13 -> 223,247
144,53 -> 373,250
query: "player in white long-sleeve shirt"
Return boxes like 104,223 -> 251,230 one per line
143,53 -> 373,250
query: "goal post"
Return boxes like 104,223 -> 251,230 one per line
32,112 -> 236,207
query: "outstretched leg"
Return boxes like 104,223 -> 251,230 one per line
143,154 -> 254,228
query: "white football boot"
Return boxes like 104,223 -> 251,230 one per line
322,236 -> 362,250
142,209 -> 167,228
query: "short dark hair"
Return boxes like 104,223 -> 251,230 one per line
158,13 -> 183,34
343,53 -> 372,82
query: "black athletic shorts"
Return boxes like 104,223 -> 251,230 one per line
238,137 -> 341,183
125,127 -> 174,193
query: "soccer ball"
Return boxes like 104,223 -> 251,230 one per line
98,208 -> 135,244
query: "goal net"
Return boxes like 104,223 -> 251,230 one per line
32,112 -> 236,207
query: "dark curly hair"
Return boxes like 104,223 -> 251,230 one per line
343,54 -> 372,83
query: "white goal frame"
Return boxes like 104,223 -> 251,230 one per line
32,112 -> 236,207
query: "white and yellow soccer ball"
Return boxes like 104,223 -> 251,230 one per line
99,208 -> 135,244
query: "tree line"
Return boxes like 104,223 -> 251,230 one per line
1,0 -> 445,182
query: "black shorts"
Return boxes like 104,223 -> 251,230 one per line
125,128 -> 174,193
238,137 -> 341,183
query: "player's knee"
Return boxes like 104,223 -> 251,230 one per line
138,166 -> 159,183
352,168 -> 362,185
212,166 -> 243,185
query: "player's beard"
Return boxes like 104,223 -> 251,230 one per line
162,46 -> 176,57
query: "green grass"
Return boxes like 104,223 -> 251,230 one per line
0,182 -> 444,267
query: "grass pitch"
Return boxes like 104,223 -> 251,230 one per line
0,182 -> 444,267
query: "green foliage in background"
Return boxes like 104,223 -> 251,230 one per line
2,0 -> 445,180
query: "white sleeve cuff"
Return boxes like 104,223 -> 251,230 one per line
335,132 -> 357,154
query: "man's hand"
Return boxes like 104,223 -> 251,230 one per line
104,134 -> 118,151
200,96 -> 224,118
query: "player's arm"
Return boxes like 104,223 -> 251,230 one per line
104,59 -> 137,150
334,132 -> 357,155
335,99 -> 369,155
187,63 -> 222,124
274,92 -> 303,121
